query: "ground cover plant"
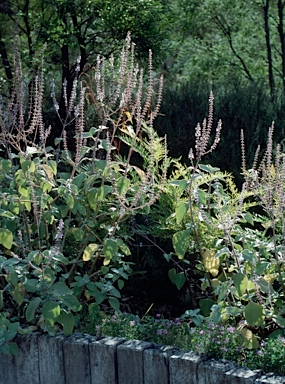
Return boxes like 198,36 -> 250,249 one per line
0,33 -> 285,377
83,309 -> 285,376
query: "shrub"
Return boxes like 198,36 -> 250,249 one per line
0,34 -> 167,354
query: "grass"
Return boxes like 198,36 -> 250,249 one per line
81,309 -> 285,377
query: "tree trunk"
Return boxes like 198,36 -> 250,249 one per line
264,0 -> 275,101
277,0 -> 285,94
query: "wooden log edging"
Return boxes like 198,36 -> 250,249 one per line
0,333 -> 284,384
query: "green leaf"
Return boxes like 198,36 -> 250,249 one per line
66,195 -> 74,209
26,297 -> 42,322
61,295 -> 82,312
42,302 -> 61,326
103,239 -> 118,260
215,247 -> 229,259
48,160 -> 57,175
0,228 -> 13,249
117,177 -> 131,197
51,252 -> 69,264
243,212 -> 254,226
233,273 -> 248,297
109,297 -> 120,312
73,173 -> 86,188
256,277 -> 276,295
83,243 -> 99,261
51,282 -> 72,297
203,249 -> 220,276
1,159 -> 12,173
116,238 -> 131,255
175,201 -> 189,224
172,229 -> 190,259
170,179 -> 189,193
6,271 -> 18,287
169,266 -> 187,290
0,209 -> 15,219
0,290 -> 3,310
244,302 -> 264,327
199,298 -> 215,317
272,315 -> 285,327
238,327 -> 259,349
173,272 -> 186,290
57,309 -> 74,336
217,281 -> 232,303
88,186 -> 112,209
242,249 -> 256,261
224,307 -> 242,316
21,160 -> 36,173
13,283 -> 25,305
198,164 -> 220,173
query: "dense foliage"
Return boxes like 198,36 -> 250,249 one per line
1,5 -> 285,373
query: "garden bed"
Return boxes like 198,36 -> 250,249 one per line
0,333 -> 284,384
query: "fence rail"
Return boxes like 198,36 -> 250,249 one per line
0,333 -> 284,384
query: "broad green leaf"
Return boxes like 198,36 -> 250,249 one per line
61,295 -> 82,312
48,160 -> 57,175
238,327 -> 259,349
103,239 -> 118,260
172,229 -> 190,259
203,249 -> 220,276
117,177 -> 131,197
217,281 -> 232,302
0,209 -> 15,219
215,247 -> 229,259
168,268 -> 176,284
173,272 -> 186,290
272,315 -> 285,327
244,302 -> 264,327
224,307 -> 242,316
6,271 -> 18,287
73,228 -> 84,241
42,302 -> 60,326
21,160 -> 36,173
116,238 -> 131,255
72,173 -> 86,188
83,243 -> 99,261
199,298 -> 215,317
51,252 -> 69,264
0,228 -> 13,249
242,249 -> 256,261
256,277 -> 276,295
109,297 -> 120,312
198,164 -> 220,173
66,194 -> 74,209
26,297 -> 42,322
25,279 -> 38,293
88,186 -> 112,209
51,282 -> 72,297
211,304 -> 222,325
243,212 -> 254,226
117,279 -> 124,290
170,179 -> 189,193
40,165 -> 54,181
13,283 -> 25,305
175,201 -> 189,224
1,159 -> 12,173
57,309 -> 74,336
233,273 -> 248,297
